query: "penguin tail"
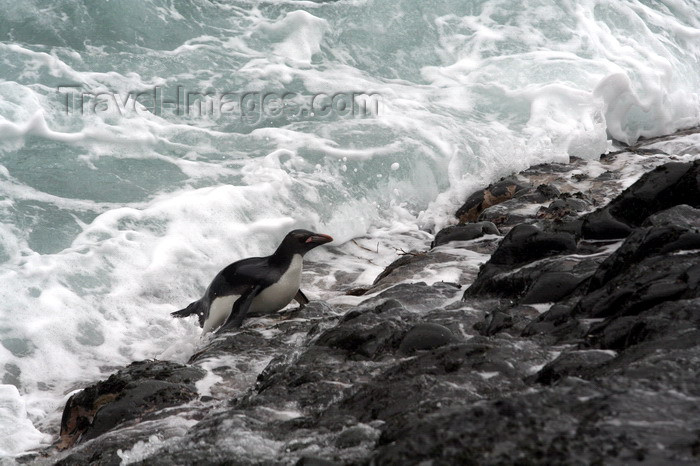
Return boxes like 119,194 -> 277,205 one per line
172,301 -> 200,319
172,300 -> 207,328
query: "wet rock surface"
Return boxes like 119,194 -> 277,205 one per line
57,360 -> 205,451
431,221 -> 500,248
398,322 -> 457,353
581,160 -> 700,239
455,178 -> 531,223
38,131 -> 700,465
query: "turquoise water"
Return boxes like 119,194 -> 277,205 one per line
0,0 -> 699,456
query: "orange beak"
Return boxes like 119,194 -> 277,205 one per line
306,233 -> 333,244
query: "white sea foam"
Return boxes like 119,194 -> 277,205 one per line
0,385 -> 50,457
254,11 -> 329,65
0,0 -> 699,458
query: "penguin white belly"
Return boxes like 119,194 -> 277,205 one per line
250,254 -> 303,315
203,294 -> 238,333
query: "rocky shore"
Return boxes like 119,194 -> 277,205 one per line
27,128 -> 700,465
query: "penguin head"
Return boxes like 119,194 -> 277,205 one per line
278,229 -> 333,256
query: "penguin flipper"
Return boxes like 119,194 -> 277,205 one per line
216,285 -> 263,334
294,289 -> 309,307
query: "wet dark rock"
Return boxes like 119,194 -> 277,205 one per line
314,303 -> 410,359
582,160 -> 700,239
521,304 -> 586,343
335,423 -> 381,449
282,301 -> 339,321
398,322 -> 457,353
520,161 -> 572,175
125,406 -> 307,466
431,221 -> 499,248
520,271 -> 586,304
587,222 -> 700,294
456,178 -> 531,222
474,305 -> 540,336
371,252 -> 425,285
371,370 -> 700,465
54,430 -> 156,466
58,360 -> 205,449
249,345 -> 369,411
530,244 -> 700,343
596,170 -> 617,180
424,301 -> 490,338
323,337 -> 548,441
545,217 -> 584,237
464,225 -> 580,299
296,457 -> 341,466
238,301 -> 413,416
606,160 -> 700,225
534,349 -> 616,384
339,298 -> 403,323
365,281 -> 462,311
476,198 -> 533,228
514,183 -> 561,203
538,195 -> 591,222
188,328 -> 283,364
575,250 -> 700,319
581,208 -> 633,239
642,204 -> 700,229
550,197 -> 589,212
487,224 -> 577,267
372,251 -> 429,286
531,205 -> 700,345
585,298 -> 700,351
369,251 -> 474,292
596,332 -> 700,385
466,255 -> 600,302
475,309 -> 514,336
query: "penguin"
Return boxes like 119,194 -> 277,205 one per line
172,229 -> 333,334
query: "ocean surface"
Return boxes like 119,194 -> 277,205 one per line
0,0 -> 699,457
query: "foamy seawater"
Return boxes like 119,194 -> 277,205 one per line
1,0 -> 699,457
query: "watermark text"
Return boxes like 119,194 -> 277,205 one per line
57,85 -> 381,124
